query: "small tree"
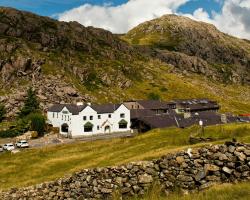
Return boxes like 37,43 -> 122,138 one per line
147,92 -> 161,100
19,87 -> 40,117
29,113 -> 46,137
0,103 -> 6,122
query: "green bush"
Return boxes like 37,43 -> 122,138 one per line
0,119 -> 30,138
147,92 -> 161,100
28,113 -> 46,137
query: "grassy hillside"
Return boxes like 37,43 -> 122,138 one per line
122,14 -> 250,85
0,8 -> 249,117
0,123 -> 250,190
138,182 -> 250,200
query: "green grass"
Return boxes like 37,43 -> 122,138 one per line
0,123 -> 250,190
137,182 -> 250,200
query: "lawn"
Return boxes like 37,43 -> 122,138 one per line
0,123 -> 250,191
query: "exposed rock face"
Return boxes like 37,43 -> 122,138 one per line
0,7 -> 147,116
124,14 -> 250,84
1,142 -> 250,199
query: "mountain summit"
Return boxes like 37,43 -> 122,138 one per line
123,14 -> 250,84
0,8 -> 249,116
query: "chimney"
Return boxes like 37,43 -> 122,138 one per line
76,102 -> 84,106
87,102 -> 91,106
221,114 -> 228,124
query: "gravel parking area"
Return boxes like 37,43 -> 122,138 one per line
0,131 -> 136,150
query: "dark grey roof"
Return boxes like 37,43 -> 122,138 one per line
136,100 -> 169,110
130,109 -> 155,119
172,98 -> 213,104
48,104 -> 87,115
48,103 -> 123,115
89,104 -> 121,114
138,115 -> 177,128
176,111 -> 222,128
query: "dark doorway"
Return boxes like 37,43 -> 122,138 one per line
61,123 -> 69,133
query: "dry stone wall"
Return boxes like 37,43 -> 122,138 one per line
1,141 -> 250,200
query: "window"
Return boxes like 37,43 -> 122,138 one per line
120,113 -> 125,118
53,113 -> 55,118
57,113 -> 58,118
83,116 -> 87,121
119,119 -> 128,129
108,114 -> 111,118
90,116 -> 93,120
97,126 -> 100,130
98,115 -> 101,119
132,105 -> 134,109
84,122 -> 93,132
68,116 -> 70,121
62,115 -> 63,120
62,111 -> 68,114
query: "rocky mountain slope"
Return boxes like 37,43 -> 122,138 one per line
0,7 -> 249,117
123,15 -> 250,84
0,7 -> 150,116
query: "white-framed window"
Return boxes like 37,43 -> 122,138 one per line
90,116 -> 93,120
53,113 -> 55,118
108,114 -> 111,118
98,115 -> 101,119
120,113 -> 125,118
97,125 -> 100,130
83,116 -> 87,121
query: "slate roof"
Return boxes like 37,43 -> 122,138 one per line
91,104 -> 121,114
175,111 -> 223,128
130,109 -> 155,119
171,98 -> 219,112
48,103 -> 121,115
48,104 -> 87,115
135,111 -> 225,129
136,100 -> 170,110
138,115 -> 177,128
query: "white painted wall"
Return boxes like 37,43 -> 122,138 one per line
47,104 -> 131,138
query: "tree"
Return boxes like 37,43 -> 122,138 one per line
29,113 -> 46,137
0,103 -> 6,122
19,87 -> 40,117
147,92 -> 161,100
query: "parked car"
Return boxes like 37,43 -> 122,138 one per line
0,145 -> 3,152
3,143 -> 15,151
16,140 -> 29,148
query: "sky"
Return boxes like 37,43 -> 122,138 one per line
0,0 -> 250,39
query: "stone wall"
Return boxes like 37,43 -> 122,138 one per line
1,141 -> 250,200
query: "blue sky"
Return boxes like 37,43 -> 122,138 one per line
0,0 -> 249,40
0,0 -> 223,17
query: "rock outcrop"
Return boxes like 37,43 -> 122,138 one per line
124,14 -> 250,84
1,142 -> 250,199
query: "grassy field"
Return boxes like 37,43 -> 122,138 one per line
138,181 -> 250,200
0,123 -> 250,191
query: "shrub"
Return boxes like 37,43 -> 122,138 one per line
0,119 -> 30,138
28,113 -> 46,137
147,92 -> 161,100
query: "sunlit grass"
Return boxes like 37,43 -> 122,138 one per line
0,123 -> 250,190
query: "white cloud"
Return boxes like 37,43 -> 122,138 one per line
58,0 -> 189,33
189,0 -> 250,39
58,0 -> 250,40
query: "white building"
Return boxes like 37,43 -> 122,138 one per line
47,103 -> 131,138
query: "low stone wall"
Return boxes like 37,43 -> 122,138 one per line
1,141 -> 250,200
